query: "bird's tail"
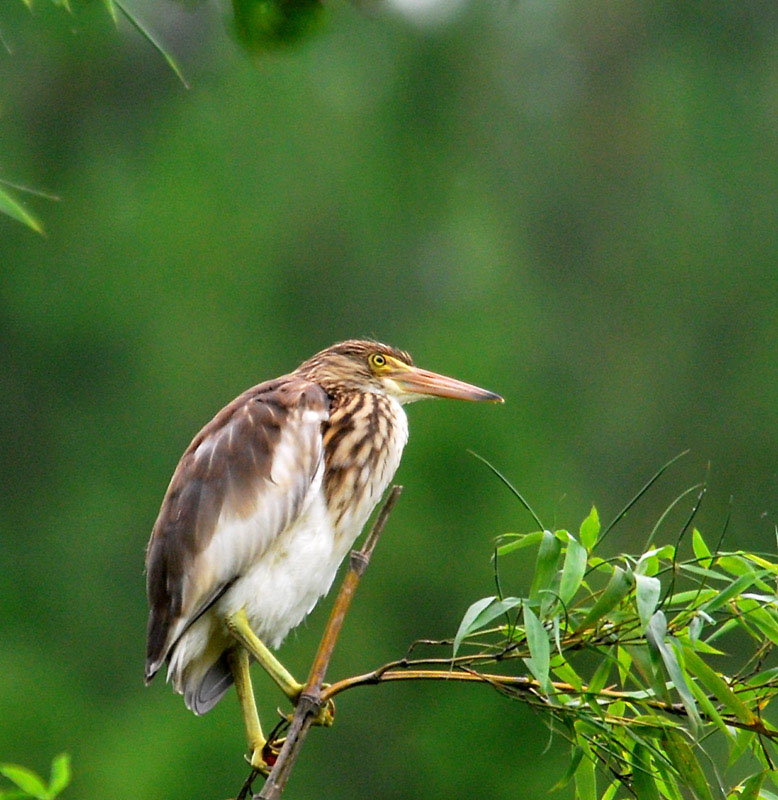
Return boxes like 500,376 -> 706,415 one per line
184,652 -> 235,715
164,616 -> 235,715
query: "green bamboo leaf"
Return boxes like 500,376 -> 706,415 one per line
550,745 -> 584,791
0,789 -> 34,799
680,564 -> 731,581
692,528 -> 712,567
617,645 -> 632,687
703,572 -> 767,613
0,765 -> 48,799
574,747 -> 596,800
529,530 -> 561,603
681,644 -> 754,725
734,770 -> 766,800
632,743 -> 660,800
552,656 -> 583,691
48,754 -> 70,797
575,566 -> 633,632
636,573 -> 662,629
0,184 -> 44,234
688,673 -> 729,737
654,758 -> 685,800
102,0 -> 118,23
660,730 -> 714,800
588,646 -> 613,694
580,505 -> 600,551
523,602 -> 551,693
743,552 -> 778,572
114,1 -> 189,88
495,531 -> 543,556
452,595 -> 521,656
452,596 -> 493,656
601,780 -> 620,800
646,612 -> 701,730
740,605 -> 778,647
716,556 -> 774,592
667,588 -> 718,606
653,754 -> 685,800
725,728 -> 752,769
559,537 -> 588,605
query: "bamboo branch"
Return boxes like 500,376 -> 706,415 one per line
253,485 -> 403,800
319,662 -> 778,740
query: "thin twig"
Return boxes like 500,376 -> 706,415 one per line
254,486 -> 403,800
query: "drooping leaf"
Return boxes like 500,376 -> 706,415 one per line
523,602 -> 551,694
635,573 -> 662,629
551,655 -> 583,691
632,743 -> 660,800
646,612 -> 701,731
660,730 -> 714,800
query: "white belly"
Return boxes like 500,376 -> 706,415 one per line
218,492 -> 346,647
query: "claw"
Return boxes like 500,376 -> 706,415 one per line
283,695 -> 335,727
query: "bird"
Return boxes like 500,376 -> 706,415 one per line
144,339 -> 502,771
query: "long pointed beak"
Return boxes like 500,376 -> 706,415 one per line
392,365 -> 504,403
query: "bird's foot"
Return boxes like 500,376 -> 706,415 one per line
236,745 -> 279,800
314,696 -> 335,727
281,692 -> 335,727
243,739 -> 280,777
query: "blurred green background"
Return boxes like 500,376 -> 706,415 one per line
2,1 -> 778,797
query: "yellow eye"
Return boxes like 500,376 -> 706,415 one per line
369,353 -> 387,369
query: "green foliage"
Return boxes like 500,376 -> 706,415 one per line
0,181 -> 44,235
0,755 -> 70,800
455,501 -> 778,800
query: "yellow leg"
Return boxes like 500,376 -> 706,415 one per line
226,609 -> 334,727
226,609 -> 303,701
227,647 -> 269,773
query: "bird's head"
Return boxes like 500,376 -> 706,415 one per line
296,340 -> 503,405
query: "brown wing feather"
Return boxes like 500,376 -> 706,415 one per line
145,376 -> 330,681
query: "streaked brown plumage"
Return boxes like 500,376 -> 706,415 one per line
144,340 -> 501,767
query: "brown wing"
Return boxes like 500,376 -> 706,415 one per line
145,376 -> 330,681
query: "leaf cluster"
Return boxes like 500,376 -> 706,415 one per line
451,500 -> 778,800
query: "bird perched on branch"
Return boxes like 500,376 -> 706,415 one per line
144,339 -> 502,772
